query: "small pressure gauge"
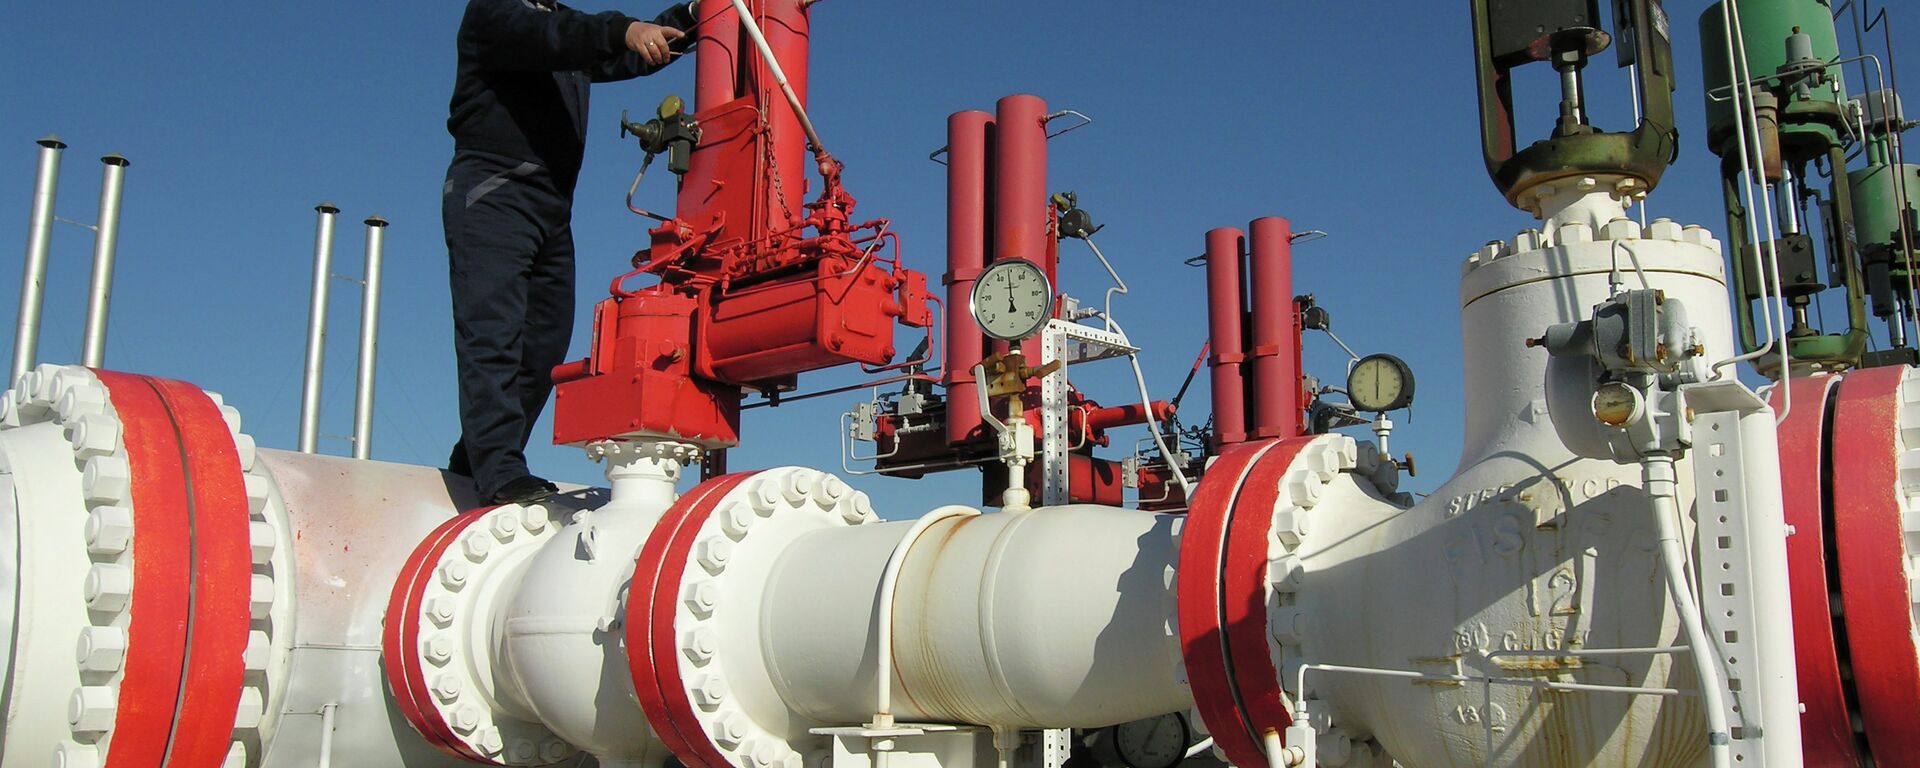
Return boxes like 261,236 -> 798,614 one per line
970,259 -> 1055,341
1347,353 -> 1416,412
1113,713 -> 1189,768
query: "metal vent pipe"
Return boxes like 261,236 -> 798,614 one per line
13,136 -> 66,382
351,216 -> 387,460
79,154 -> 129,368
299,203 -> 340,454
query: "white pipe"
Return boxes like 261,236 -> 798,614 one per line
870,504 -> 979,727
1644,455 -> 1731,768
351,216 -> 386,460
727,0 -> 828,155
14,136 -> 65,383
298,203 -> 339,454
1106,319 -> 1194,500
80,154 -> 128,369
316,703 -> 338,768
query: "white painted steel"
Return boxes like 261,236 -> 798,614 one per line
352,217 -> 386,460
79,155 -> 128,369
1272,193 -> 1743,766
298,203 -> 339,455
762,505 -> 1189,730
0,418 -> 92,768
872,505 -> 981,726
14,138 -> 65,383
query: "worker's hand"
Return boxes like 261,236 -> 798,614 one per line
625,22 -> 685,68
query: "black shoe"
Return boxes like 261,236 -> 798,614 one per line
490,475 -> 558,505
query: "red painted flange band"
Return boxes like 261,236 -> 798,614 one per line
1830,367 -> 1920,763
149,377 -> 255,768
1220,438 -> 1316,747
1770,377 -> 1863,768
627,472 -> 759,768
383,508 -> 497,764
93,371 -> 194,768
1176,440 -> 1282,768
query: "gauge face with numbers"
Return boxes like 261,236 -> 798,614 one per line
1114,713 -> 1189,768
970,259 -> 1055,341
1347,353 -> 1416,413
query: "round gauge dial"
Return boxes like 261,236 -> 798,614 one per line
1114,713 -> 1189,768
1347,353 -> 1416,413
970,259 -> 1055,341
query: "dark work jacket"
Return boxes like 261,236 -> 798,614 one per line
448,0 -> 696,190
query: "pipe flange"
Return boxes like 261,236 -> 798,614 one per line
629,468 -> 877,768
1265,436 -> 1360,690
388,502 -> 578,765
1896,369 -> 1920,622
2,365 -> 289,768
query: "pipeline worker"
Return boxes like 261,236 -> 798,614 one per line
444,0 -> 697,505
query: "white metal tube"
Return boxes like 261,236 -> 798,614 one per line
351,216 -> 386,460
79,155 -> 128,368
298,203 -> 339,454
13,136 -> 65,383
871,505 -> 980,726
1645,455 -> 1731,768
727,0 -> 827,155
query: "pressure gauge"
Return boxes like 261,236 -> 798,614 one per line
1346,353 -> 1416,412
970,259 -> 1055,341
1113,713 -> 1189,768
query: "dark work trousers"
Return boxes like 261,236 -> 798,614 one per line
443,150 -> 576,499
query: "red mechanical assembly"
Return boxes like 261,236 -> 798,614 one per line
625,472 -> 762,768
553,0 -> 931,450
1176,438 -> 1314,768
1828,366 -> 1920,764
89,370 -> 258,768
1770,376 -> 1864,768
383,509 -> 499,764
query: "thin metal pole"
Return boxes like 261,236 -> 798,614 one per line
13,136 -> 66,382
351,216 -> 387,460
727,0 -> 827,155
80,154 -> 129,368
298,203 -> 339,454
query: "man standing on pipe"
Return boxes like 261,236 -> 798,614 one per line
444,0 -> 695,504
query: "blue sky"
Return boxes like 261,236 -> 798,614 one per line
3,2 -> 1913,515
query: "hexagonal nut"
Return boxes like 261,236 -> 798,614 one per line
234,687 -> 264,729
218,405 -> 243,435
1647,218 -> 1684,242
451,704 -> 482,734
682,628 -> 718,663
697,538 -> 735,574
1283,470 -> 1324,508
222,742 -> 248,768
433,674 -> 465,703
1512,229 -> 1545,253
1332,437 -> 1359,470
850,493 -> 878,524
81,455 -> 132,506
1272,506 -> 1308,550
541,740 -> 576,763
84,506 -> 134,556
1901,452 -> 1920,496
782,472 -> 817,506
1303,447 -> 1341,484
720,504 -> 757,539
1556,221 -> 1593,246
53,740 -> 101,768
75,626 -> 128,673
812,475 -> 848,509
244,630 -> 270,672
712,713 -> 749,748
1268,553 -> 1304,593
1269,605 -> 1306,647
84,564 -> 133,612
509,738 -> 541,763
427,597 -> 457,628
1681,224 -> 1717,249
523,504 -> 551,534
249,521 -> 277,565
475,727 -> 505,756
244,473 -> 272,517
67,686 -> 117,732
231,432 -> 258,473
439,561 -> 471,591
463,531 -> 494,562
693,675 -> 730,710
1601,217 -> 1642,241
683,580 -> 719,617
489,511 -> 521,542
0,397 -> 18,428
250,575 -> 275,620
752,740 -> 788,768
426,633 -> 457,666
55,386 -> 107,423
749,481 -> 784,513
68,414 -> 120,461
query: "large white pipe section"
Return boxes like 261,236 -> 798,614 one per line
298,203 -> 339,454
351,216 -> 386,460
762,505 -> 1189,729
13,137 -> 65,383
79,154 -> 128,368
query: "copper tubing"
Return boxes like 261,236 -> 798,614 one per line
1248,217 -> 1301,439
945,111 -> 994,446
1205,227 -> 1249,445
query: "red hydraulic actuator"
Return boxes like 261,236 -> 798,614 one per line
945,110 -> 994,446
1248,217 -> 1304,438
1206,227 -> 1250,445
681,0 -> 810,242
994,94 -> 1054,362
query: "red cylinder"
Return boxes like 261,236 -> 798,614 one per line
994,95 -> 1051,361
1205,227 -> 1250,446
1247,217 -> 1301,438
1084,401 -> 1176,432
945,110 -> 994,445
687,0 -> 809,240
